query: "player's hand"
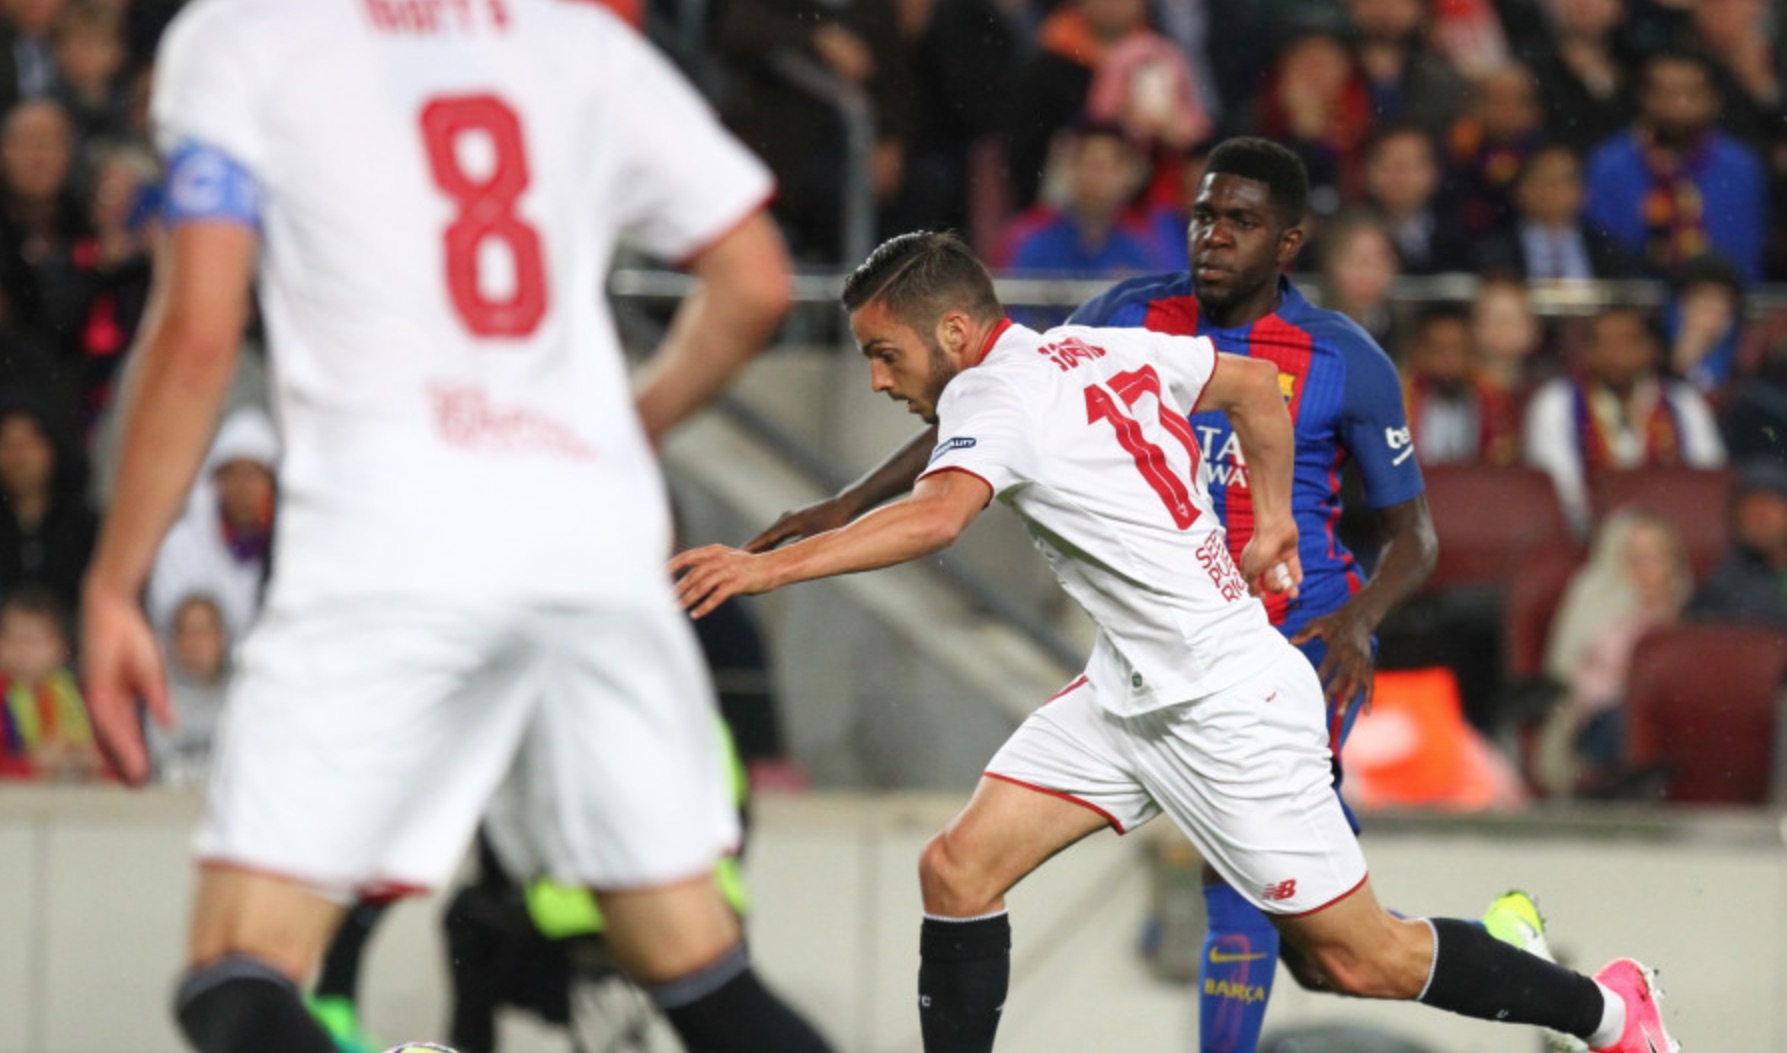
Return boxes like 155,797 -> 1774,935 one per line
79,582 -> 171,787
743,497 -> 857,553
1240,519 -> 1301,600
671,545 -> 780,618
1289,604 -> 1376,714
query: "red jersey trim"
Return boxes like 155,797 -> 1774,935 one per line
972,318 -> 1015,367
984,772 -> 1126,834
1045,675 -> 1090,704
1276,871 -> 1370,918
196,856 -> 434,902
672,190 -> 777,270
915,464 -> 996,507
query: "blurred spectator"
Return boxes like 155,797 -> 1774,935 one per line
1360,123 -> 1473,275
1661,254 -> 1746,394
891,0 -> 1019,235
1719,324 -> 1787,465
146,592 -> 231,788
711,0 -> 916,262
0,583 -> 97,781
146,406 -> 278,642
999,123 -> 1168,274
1523,305 -> 1726,530
1468,274 -> 1550,401
1316,209 -> 1404,352
1003,0 -> 1156,210
1535,509 -> 1689,795
1686,462 -> 1787,629
1427,0 -> 1513,79
1082,24 -> 1212,212
0,397 -> 92,608
1582,48 -> 1768,283
0,0 -> 65,110
0,96 -> 89,338
1516,0 -> 1637,147
1683,0 -> 1785,149
66,140 -> 155,427
1145,138 -> 1210,271
1401,303 -> 1521,466
47,0 -> 127,143
1473,142 -> 1645,281
1341,0 -> 1472,138
1442,62 -> 1545,239
1254,25 -> 1374,219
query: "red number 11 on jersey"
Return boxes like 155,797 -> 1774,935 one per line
419,94 -> 548,338
1084,365 -> 1203,528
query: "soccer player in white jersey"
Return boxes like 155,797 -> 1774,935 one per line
79,3 -> 834,1052
671,232 -> 1679,1053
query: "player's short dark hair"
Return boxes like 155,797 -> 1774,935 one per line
1203,137 -> 1308,227
841,231 -> 1002,329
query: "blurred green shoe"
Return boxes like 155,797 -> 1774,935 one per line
1482,890 -> 1588,1053
307,994 -> 377,1053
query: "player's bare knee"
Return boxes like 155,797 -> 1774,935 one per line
917,831 -> 999,916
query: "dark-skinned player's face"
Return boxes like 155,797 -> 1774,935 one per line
1187,174 -> 1299,316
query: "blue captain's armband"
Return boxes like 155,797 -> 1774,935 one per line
163,139 -> 262,227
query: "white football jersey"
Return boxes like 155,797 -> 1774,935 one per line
921,322 -> 1287,715
152,0 -> 773,605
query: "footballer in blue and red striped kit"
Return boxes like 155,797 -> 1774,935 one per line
1071,139 -> 1435,1053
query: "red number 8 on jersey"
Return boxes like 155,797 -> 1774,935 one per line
420,94 -> 548,338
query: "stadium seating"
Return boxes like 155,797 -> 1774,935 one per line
1625,623 -> 1787,805
1501,538 -> 1587,685
1587,466 -> 1734,580
1421,464 -> 1574,591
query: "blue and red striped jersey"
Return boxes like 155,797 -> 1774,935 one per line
1070,274 -> 1423,637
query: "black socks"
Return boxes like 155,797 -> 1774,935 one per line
647,943 -> 833,1053
918,913 -> 1012,1053
1418,918 -> 1603,1038
174,955 -> 338,1053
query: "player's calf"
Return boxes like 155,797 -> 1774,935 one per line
175,954 -> 339,1053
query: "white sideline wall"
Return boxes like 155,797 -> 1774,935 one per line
2,786 -> 1783,1053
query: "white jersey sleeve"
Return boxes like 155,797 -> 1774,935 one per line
920,367 -> 1037,496
1146,330 -> 1220,414
610,37 -> 773,262
151,2 -> 269,170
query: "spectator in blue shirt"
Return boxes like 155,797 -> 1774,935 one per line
1582,48 -> 1768,282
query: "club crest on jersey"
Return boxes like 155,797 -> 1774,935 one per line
1278,372 -> 1296,401
929,436 -> 978,463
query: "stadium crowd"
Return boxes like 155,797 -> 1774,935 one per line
1,0 -> 1786,805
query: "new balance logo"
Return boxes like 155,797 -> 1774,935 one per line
1261,879 -> 1297,902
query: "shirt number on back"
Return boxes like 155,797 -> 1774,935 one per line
1084,365 -> 1202,528
419,94 -> 547,338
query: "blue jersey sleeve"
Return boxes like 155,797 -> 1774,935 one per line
1337,332 -> 1425,509
1068,273 -> 1182,327
162,138 -> 262,228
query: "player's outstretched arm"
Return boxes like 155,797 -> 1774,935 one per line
634,210 -> 792,444
1291,495 -> 1436,709
744,426 -> 938,551
675,468 -> 990,617
83,222 -> 257,785
1200,353 -> 1300,594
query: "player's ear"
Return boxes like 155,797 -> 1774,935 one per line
1277,222 -> 1306,268
937,311 -> 971,357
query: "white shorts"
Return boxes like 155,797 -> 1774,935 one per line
985,652 -> 1366,915
194,593 -> 738,898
